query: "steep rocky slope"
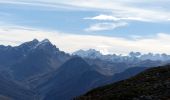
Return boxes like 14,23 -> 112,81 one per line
77,65 -> 170,100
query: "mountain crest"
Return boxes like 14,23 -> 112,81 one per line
73,49 -> 102,59
36,39 -> 52,46
41,39 -> 50,43
32,39 -> 39,43
60,56 -> 90,70
19,39 -> 39,48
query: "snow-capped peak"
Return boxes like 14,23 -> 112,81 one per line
32,39 -> 53,49
41,39 -> 50,43
73,49 -> 102,59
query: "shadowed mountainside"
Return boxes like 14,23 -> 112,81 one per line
0,39 -> 169,100
76,65 -> 170,100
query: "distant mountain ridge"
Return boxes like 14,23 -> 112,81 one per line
0,39 -> 70,81
0,39 -> 169,100
73,49 -> 170,62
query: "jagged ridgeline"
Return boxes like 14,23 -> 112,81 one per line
0,39 -> 169,100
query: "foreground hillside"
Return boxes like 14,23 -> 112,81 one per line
76,65 -> 170,100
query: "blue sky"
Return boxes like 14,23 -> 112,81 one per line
0,0 -> 170,54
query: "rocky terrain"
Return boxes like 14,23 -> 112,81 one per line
76,65 -> 170,100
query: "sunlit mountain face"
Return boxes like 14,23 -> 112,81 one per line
0,0 -> 170,100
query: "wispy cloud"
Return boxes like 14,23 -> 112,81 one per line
84,14 -> 120,21
1,0 -> 170,22
65,0 -> 170,22
0,0 -> 170,54
0,25 -> 170,55
0,0 -> 83,11
85,22 -> 128,32
1,0 -> 170,33
84,14 -> 146,31
84,14 -> 150,22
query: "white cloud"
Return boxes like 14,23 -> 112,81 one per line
85,22 -> 128,32
1,0 -> 170,25
0,25 -> 170,55
1,0 -> 170,22
0,0 -> 169,55
84,14 -> 120,21
63,0 -> 170,22
0,0 -> 82,11
85,14 -> 149,22
84,14 -> 148,30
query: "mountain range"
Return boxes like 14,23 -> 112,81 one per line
73,49 -> 170,62
0,39 -> 169,100
73,49 -> 167,75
